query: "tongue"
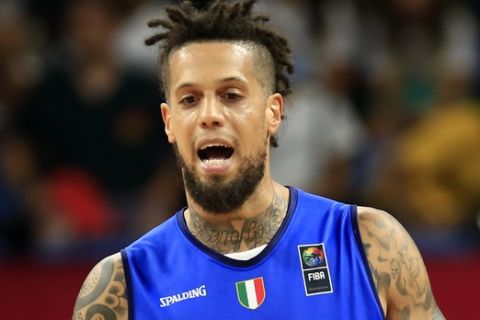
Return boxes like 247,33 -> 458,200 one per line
207,148 -> 229,159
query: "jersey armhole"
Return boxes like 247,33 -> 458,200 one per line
349,205 -> 386,320
121,249 -> 135,320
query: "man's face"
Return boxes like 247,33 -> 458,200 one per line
161,41 -> 283,213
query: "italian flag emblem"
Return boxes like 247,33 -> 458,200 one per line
235,277 -> 266,309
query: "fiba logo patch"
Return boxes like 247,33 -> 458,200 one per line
298,243 -> 333,295
302,247 -> 325,267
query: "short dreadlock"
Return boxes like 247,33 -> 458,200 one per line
145,0 -> 294,147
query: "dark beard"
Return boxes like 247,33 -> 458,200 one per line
174,145 -> 266,214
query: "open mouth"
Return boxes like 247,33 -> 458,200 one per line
198,144 -> 234,165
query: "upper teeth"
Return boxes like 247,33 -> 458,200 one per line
201,144 -> 229,150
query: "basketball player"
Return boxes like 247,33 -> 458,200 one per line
73,1 -> 444,319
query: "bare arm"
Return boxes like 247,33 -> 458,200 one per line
357,207 -> 445,320
72,253 -> 128,320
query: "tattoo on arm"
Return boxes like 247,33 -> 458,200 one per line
358,210 -> 445,320
73,255 -> 128,320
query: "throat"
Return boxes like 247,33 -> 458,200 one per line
186,190 -> 288,254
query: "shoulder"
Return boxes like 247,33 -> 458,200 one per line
294,187 -> 342,209
356,207 -> 445,320
72,253 -> 128,320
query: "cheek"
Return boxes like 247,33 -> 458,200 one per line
171,108 -> 195,135
229,106 -> 269,150
175,138 -> 196,165
229,102 -> 267,129
170,119 -> 196,161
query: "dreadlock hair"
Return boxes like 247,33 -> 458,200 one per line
145,0 -> 294,147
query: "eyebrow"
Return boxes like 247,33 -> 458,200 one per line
218,76 -> 246,84
174,76 -> 247,92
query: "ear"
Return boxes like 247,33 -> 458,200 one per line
161,103 -> 176,143
266,93 -> 284,135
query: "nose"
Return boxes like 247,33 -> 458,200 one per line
198,96 -> 225,128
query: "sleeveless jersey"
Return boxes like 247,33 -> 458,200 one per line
121,187 -> 385,319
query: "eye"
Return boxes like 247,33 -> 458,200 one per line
179,95 -> 199,106
221,91 -> 243,103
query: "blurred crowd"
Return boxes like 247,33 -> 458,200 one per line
0,0 -> 479,262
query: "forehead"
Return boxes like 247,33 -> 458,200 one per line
171,41 -> 255,62
167,41 -> 259,89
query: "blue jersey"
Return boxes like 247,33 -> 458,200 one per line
121,188 -> 385,319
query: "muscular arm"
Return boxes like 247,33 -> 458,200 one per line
72,253 -> 128,320
357,207 -> 445,320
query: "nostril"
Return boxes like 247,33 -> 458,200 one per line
201,119 -> 223,127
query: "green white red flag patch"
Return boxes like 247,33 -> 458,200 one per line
235,277 -> 265,309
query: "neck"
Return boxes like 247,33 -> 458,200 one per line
185,182 -> 289,254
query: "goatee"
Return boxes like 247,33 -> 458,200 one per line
173,145 -> 266,214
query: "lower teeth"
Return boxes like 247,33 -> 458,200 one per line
203,158 -> 227,167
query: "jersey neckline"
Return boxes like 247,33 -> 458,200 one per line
176,186 -> 299,268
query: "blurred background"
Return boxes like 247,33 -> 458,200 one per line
0,0 -> 479,318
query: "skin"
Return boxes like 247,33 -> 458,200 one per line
357,207 -> 444,319
72,253 -> 127,320
161,41 -> 287,246
72,41 -> 444,319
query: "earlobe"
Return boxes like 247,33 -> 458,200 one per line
267,93 -> 284,135
161,103 -> 176,143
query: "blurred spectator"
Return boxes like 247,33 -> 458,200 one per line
0,1 -> 44,258
369,103 -> 480,253
357,0 -> 477,120
257,0 -> 314,80
0,135 -> 35,257
114,0 -> 171,74
374,104 -> 480,227
0,1 -> 43,128
0,0 -> 479,262
470,0 -> 480,98
271,76 -> 365,202
349,2 -> 480,248
268,0 -> 366,203
15,0 -> 182,259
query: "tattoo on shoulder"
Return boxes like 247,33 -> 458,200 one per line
358,210 -> 445,319
73,256 -> 128,320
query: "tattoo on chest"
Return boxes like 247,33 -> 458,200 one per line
188,191 -> 287,253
